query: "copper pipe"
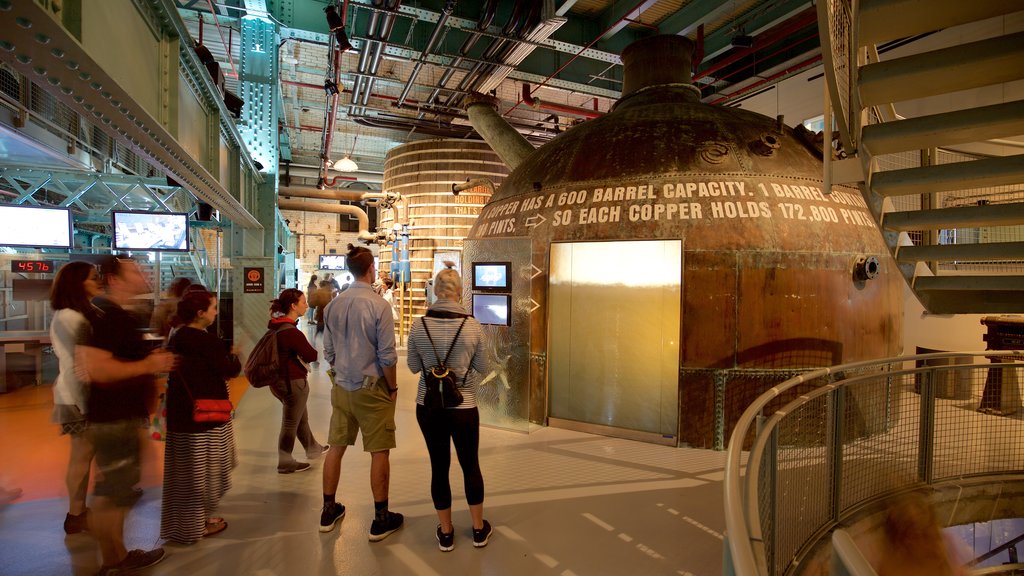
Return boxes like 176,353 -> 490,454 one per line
522,84 -> 601,119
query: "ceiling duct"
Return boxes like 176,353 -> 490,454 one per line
475,0 -> 566,94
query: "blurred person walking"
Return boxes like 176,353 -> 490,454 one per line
305,275 -> 318,324
79,255 -> 176,574
149,276 -> 192,337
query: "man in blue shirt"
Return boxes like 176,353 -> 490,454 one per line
319,244 -> 403,540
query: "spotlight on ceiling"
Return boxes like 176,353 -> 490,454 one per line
731,34 -> 754,48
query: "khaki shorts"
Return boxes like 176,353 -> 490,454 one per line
328,377 -> 396,452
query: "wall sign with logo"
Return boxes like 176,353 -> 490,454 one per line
244,267 -> 265,293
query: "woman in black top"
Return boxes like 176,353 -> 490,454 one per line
160,289 -> 241,544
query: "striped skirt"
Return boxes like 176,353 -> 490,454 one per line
160,421 -> 237,544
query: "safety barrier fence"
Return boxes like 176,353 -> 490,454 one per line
724,351 -> 1024,575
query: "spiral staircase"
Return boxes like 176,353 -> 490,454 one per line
818,0 -> 1024,313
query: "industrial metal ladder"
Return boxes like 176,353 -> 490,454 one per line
818,0 -> 1024,313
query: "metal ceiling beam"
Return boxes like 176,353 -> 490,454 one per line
657,0 -> 745,37
698,0 -> 814,63
0,1 -> 262,227
599,0 -> 660,40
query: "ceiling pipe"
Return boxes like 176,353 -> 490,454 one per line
504,0 -> 653,116
442,0 -> 531,110
708,54 -> 822,106
277,199 -> 376,242
352,0 -> 384,101
318,43 -> 345,185
464,92 -> 535,170
424,0 -> 498,108
522,83 -> 601,119
397,0 -> 456,107
692,8 -> 817,83
278,186 -> 368,201
361,191 -> 408,225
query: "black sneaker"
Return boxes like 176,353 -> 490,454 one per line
277,462 -> 311,474
368,511 -> 404,542
319,502 -> 346,533
472,520 -> 492,548
64,509 -> 89,534
436,524 -> 454,552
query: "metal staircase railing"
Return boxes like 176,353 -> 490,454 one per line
817,0 -> 1024,314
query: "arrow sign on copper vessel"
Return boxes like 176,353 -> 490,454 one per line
525,214 -> 547,228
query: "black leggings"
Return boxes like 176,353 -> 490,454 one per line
415,405 -> 484,509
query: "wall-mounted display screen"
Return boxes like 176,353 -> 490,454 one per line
319,255 -> 347,270
472,261 -> 510,292
0,205 -> 73,249
473,293 -> 511,326
112,211 -> 189,251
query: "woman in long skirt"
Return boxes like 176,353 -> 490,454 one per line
160,289 -> 241,544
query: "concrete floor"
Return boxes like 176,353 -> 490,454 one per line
0,341 -> 729,576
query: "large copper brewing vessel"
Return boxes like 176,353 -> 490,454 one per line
463,35 -> 902,447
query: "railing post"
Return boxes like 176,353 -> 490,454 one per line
827,385 -> 846,522
918,368 -> 936,483
714,371 -> 728,451
765,424 -> 778,576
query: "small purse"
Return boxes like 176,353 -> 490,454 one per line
177,372 -> 232,423
191,398 -> 233,422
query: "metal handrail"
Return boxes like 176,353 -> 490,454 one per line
723,350 -> 1024,576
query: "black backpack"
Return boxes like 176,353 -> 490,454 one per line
421,317 -> 467,410
244,323 -> 294,388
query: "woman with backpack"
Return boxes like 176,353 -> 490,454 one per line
268,288 -> 326,474
407,266 -> 491,552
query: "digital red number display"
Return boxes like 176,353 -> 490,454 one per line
10,260 -> 55,273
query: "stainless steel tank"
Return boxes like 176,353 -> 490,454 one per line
462,35 -> 903,447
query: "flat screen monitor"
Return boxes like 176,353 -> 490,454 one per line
473,293 -> 511,326
0,204 -> 73,249
112,211 -> 189,251
319,255 -> 347,270
472,261 -> 510,292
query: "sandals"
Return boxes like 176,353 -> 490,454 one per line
203,519 -> 228,537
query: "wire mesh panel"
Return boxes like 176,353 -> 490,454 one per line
770,394 -> 834,576
839,370 -> 919,512
932,362 -> 1024,480
818,0 -> 855,151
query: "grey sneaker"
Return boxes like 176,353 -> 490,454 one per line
472,520 -> 492,548
319,502 -> 346,533
277,462 -> 311,474
436,524 -> 454,552
368,511 -> 403,542
306,444 -> 330,460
